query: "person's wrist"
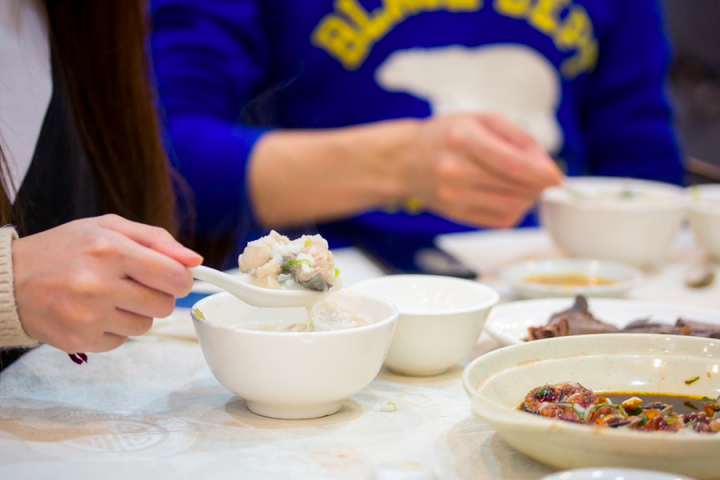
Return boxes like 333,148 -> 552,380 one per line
373,118 -> 422,203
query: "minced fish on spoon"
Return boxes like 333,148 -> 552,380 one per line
238,230 -> 339,291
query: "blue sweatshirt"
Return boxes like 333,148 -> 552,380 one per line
151,0 -> 682,249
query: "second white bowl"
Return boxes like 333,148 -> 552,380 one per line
350,275 -> 499,376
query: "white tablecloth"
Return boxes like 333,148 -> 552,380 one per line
0,228 -> 717,479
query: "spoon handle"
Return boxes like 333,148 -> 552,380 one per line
189,265 -> 238,292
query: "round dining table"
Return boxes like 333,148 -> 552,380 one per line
1,227 -> 718,479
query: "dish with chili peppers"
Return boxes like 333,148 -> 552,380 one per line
520,382 -> 720,433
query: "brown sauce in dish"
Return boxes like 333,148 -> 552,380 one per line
523,273 -> 619,287
603,393 -> 708,415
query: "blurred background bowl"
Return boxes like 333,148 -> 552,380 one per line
350,275 -> 499,376
191,290 -> 398,419
540,177 -> 689,266
689,184 -> 720,261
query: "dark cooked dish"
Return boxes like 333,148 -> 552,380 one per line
527,296 -> 720,341
521,382 -> 720,433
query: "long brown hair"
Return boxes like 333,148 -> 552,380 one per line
0,0 -> 175,233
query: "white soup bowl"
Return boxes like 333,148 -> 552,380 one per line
191,290 -> 398,419
540,177 -> 688,266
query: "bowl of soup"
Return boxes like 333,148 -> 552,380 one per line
540,177 -> 689,266
191,289 -> 398,419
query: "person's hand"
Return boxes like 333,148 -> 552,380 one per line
401,113 -> 563,228
12,214 -> 203,353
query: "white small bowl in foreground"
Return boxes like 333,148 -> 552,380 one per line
462,334 -> 720,479
350,275 -> 499,376
540,177 -> 688,266
191,290 -> 398,419
689,184 -> 720,262
499,258 -> 643,299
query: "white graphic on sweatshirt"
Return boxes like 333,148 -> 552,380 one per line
375,44 -> 562,154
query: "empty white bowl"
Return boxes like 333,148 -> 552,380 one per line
540,177 -> 689,266
689,184 -> 720,261
350,275 -> 499,376
462,334 -> 720,480
499,258 -> 643,299
191,290 -> 398,419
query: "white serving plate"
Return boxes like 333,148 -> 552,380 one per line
462,334 -> 720,480
484,297 -> 720,346
499,258 -> 643,299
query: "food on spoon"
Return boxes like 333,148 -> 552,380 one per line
527,295 -> 720,341
520,382 -> 720,433
238,230 -> 338,291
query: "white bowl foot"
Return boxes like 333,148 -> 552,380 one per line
246,400 -> 343,419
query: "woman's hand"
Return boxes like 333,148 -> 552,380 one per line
12,214 -> 203,353
401,113 -> 563,228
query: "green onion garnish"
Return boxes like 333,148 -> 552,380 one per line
282,259 -> 312,270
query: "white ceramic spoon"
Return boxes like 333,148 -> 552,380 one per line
189,265 -> 331,308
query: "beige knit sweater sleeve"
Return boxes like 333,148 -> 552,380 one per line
0,227 -> 38,347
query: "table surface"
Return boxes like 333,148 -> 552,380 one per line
1,228 -> 718,480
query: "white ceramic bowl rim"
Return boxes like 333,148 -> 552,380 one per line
463,333 -> 720,443
191,291 -> 399,337
350,274 -> 499,316
501,258 -> 644,295
689,184 -> 720,214
543,177 -> 689,212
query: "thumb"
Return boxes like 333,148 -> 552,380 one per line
97,214 -> 203,267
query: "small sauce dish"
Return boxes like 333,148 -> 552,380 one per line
500,258 -> 643,299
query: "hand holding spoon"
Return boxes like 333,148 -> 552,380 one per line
189,265 -> 332,308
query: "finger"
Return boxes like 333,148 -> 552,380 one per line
430,188 -> 535,227
101,230 -> 195,297
104,308 -> 154,337
456,122 -> 562,188
479,115 -> 564,185
84,333 -> 128,353
113,278 -> 176,319
97,214 -> 203,267
436,155 -> 548,197
438,203 -> 532,229
479,113 -> 537,150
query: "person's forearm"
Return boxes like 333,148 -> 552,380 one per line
248,119 -> 420,228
